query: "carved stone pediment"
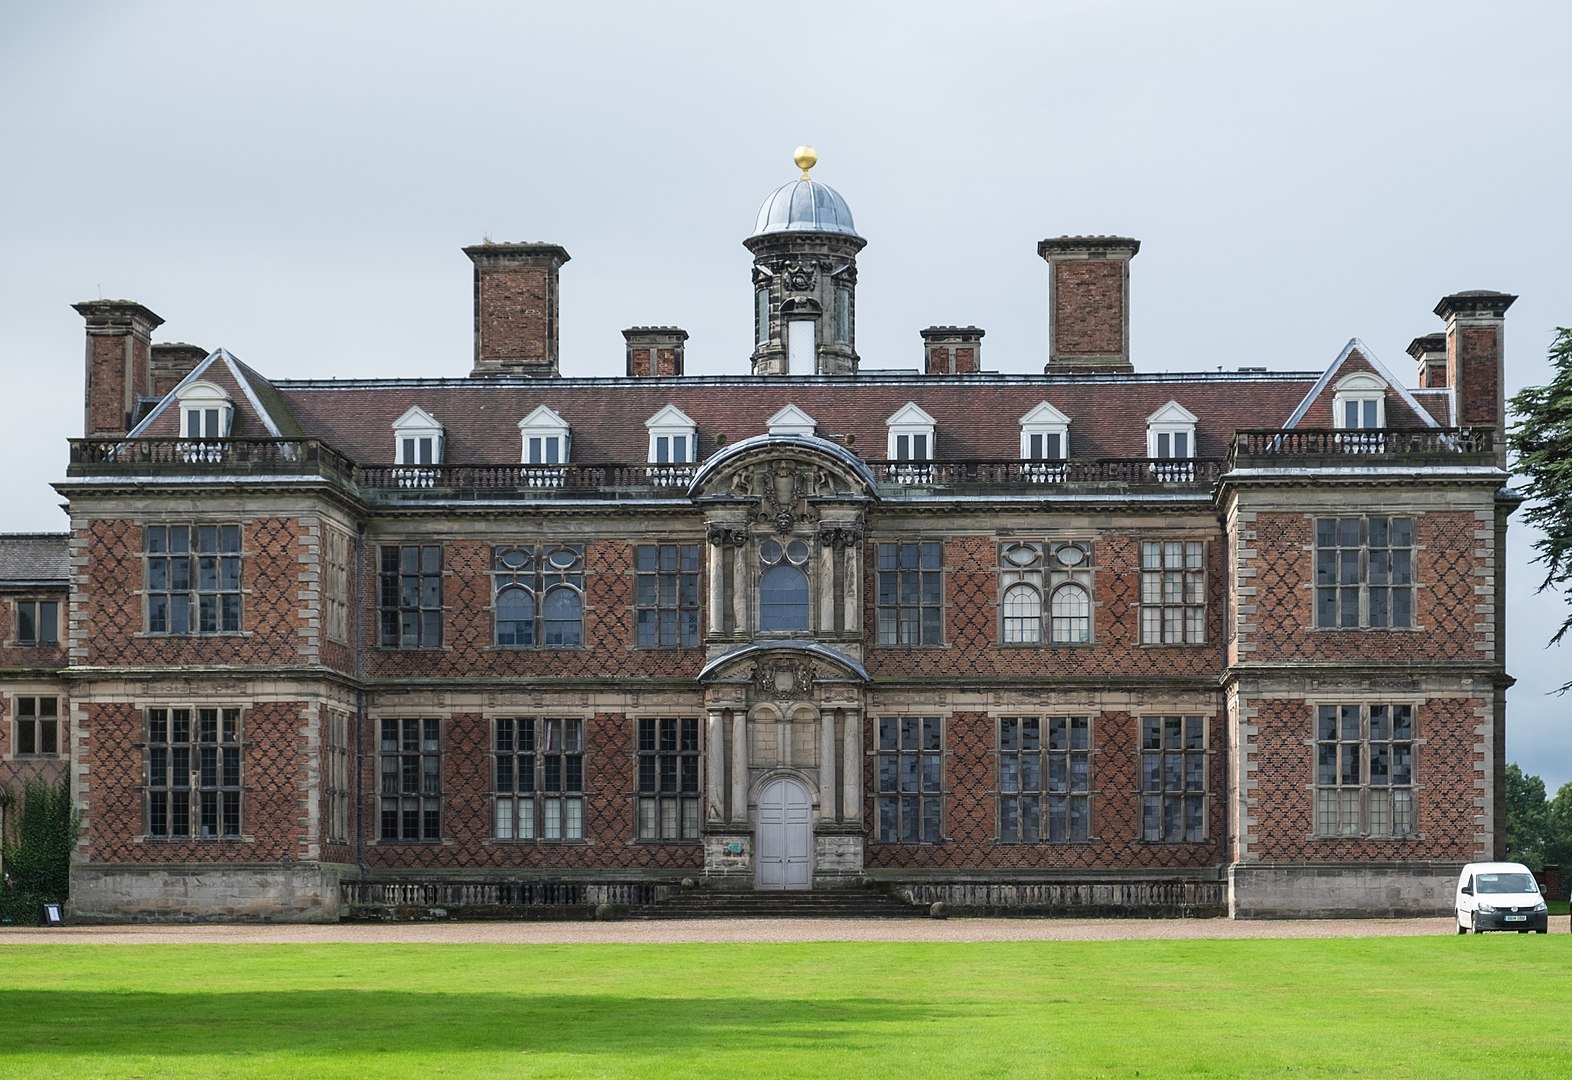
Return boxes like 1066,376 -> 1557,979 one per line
752,657 -> 816,701
688,435 -> 879,508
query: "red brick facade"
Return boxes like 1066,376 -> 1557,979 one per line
10,203 -> 1516,921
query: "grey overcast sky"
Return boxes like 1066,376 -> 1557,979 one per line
4,2 -> 1570,786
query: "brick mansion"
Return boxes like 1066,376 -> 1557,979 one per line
0,150 -> 1518,920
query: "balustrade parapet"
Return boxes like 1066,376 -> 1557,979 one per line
1226,428 -> 1495,470
67,437 -> 357,483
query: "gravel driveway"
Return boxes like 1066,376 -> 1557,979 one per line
8,914 -> 1557,945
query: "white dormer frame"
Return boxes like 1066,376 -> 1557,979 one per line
176,380 -> 234,440
518,404 -> 571,465
767,404 -> 817,437
886,402 -> 937,461
393,405 -> 444,465
1019,401 -> 1071,460
1146,400 -> 1198,459
645,404 -> 698,464
1332,371 -> 1388,430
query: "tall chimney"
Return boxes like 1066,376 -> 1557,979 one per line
1037,236 -> 1139,374
623,327 -> 688,377
1405,332 -> 1447,389
1435,290 -> 1516,468
150,343 -> 211,399
73,300 -> 164,437
462,243 -> 571,378
920,326 -> 984,374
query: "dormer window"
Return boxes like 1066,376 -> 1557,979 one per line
391,406 -> 444,487
1020,401 -> 1070,483
176,382 -> 233,461
646,404 -> 697,486
767,404 -> 817,437
518,405 -> 570,486
887,403 -> 937,483
1146,401 -> 1198,482
1333,372 -> 1388,430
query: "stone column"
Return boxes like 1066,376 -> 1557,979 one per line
706,709 -> 727,822
731,534 -> 749,634
706,535 -> 727,636
731,710 -> 749,825
820,708 -> 838,820
842,709 -> 863,823
845,534 -> 863,638
817,534 -> 837,634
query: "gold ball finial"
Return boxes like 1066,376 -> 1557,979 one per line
793,145 -> 817,179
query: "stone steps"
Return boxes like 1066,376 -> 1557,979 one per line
638,887 -> 928,920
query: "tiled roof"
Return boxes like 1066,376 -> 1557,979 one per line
0,533 -> 70,586
272,371 -> 1323,464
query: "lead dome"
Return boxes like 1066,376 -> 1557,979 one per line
750,149 -> 860,238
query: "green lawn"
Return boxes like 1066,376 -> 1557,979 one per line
1,937 -> 1568,1079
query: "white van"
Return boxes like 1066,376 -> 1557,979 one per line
1455,862 -> 1548,933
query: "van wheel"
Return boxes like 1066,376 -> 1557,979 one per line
1536,928 -> 1547,934
1472,914 -> 1483,934
1456,922 -> 1467,935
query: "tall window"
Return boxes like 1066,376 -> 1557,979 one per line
1141,715 -> 1206,842
1140,541 -> 1206,644
636,544 -> 700,647
379,544 -> 443,648
877,541 -> 942,645
999,716 -> 1090,842
146,525 -> 242,634
326,710 -> 350,844
1049,584 -> 1091,644
146,707 -> 241,839
637,716 -> 700,840
493,717 -> 584,841
759,539 -> 810,632
324,526 -> 351,645
15,599 -> 59,645
14,696 -> 59,756
999,541 -> 1091,645
493,545 -> 584,647
1314,517 -> 1414,629
833,286 -> 852,344
876,715 -> 942,842
755,286 -> 769,346
1001,583 -> 1041,644
1315,704 -> 1415,837
379,717 -> 441,841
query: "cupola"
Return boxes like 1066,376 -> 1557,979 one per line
744,148 -> 867,377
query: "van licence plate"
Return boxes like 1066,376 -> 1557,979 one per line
1505,915 -> 1527,922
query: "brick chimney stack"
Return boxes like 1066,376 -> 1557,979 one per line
1037,236 -> 1139,374
463,243 -> 571,378
150,343 -> 210,399
1406,333 -> 1448,390
1434,290 -> 1516,469
73,300 -> 164,437
921,326 -> 985,374
623,327 -> 688,377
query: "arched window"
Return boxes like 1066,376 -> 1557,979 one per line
1002,583 -> 1042,644
543,587 -> 583,646
760,565 -> 809,632
495,586 -> 534,647
1050,584 -> 1090,644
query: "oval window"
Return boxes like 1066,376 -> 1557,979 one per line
1004,543 -> 1039,568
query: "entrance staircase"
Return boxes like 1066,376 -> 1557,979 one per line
640,885 -> 927,920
